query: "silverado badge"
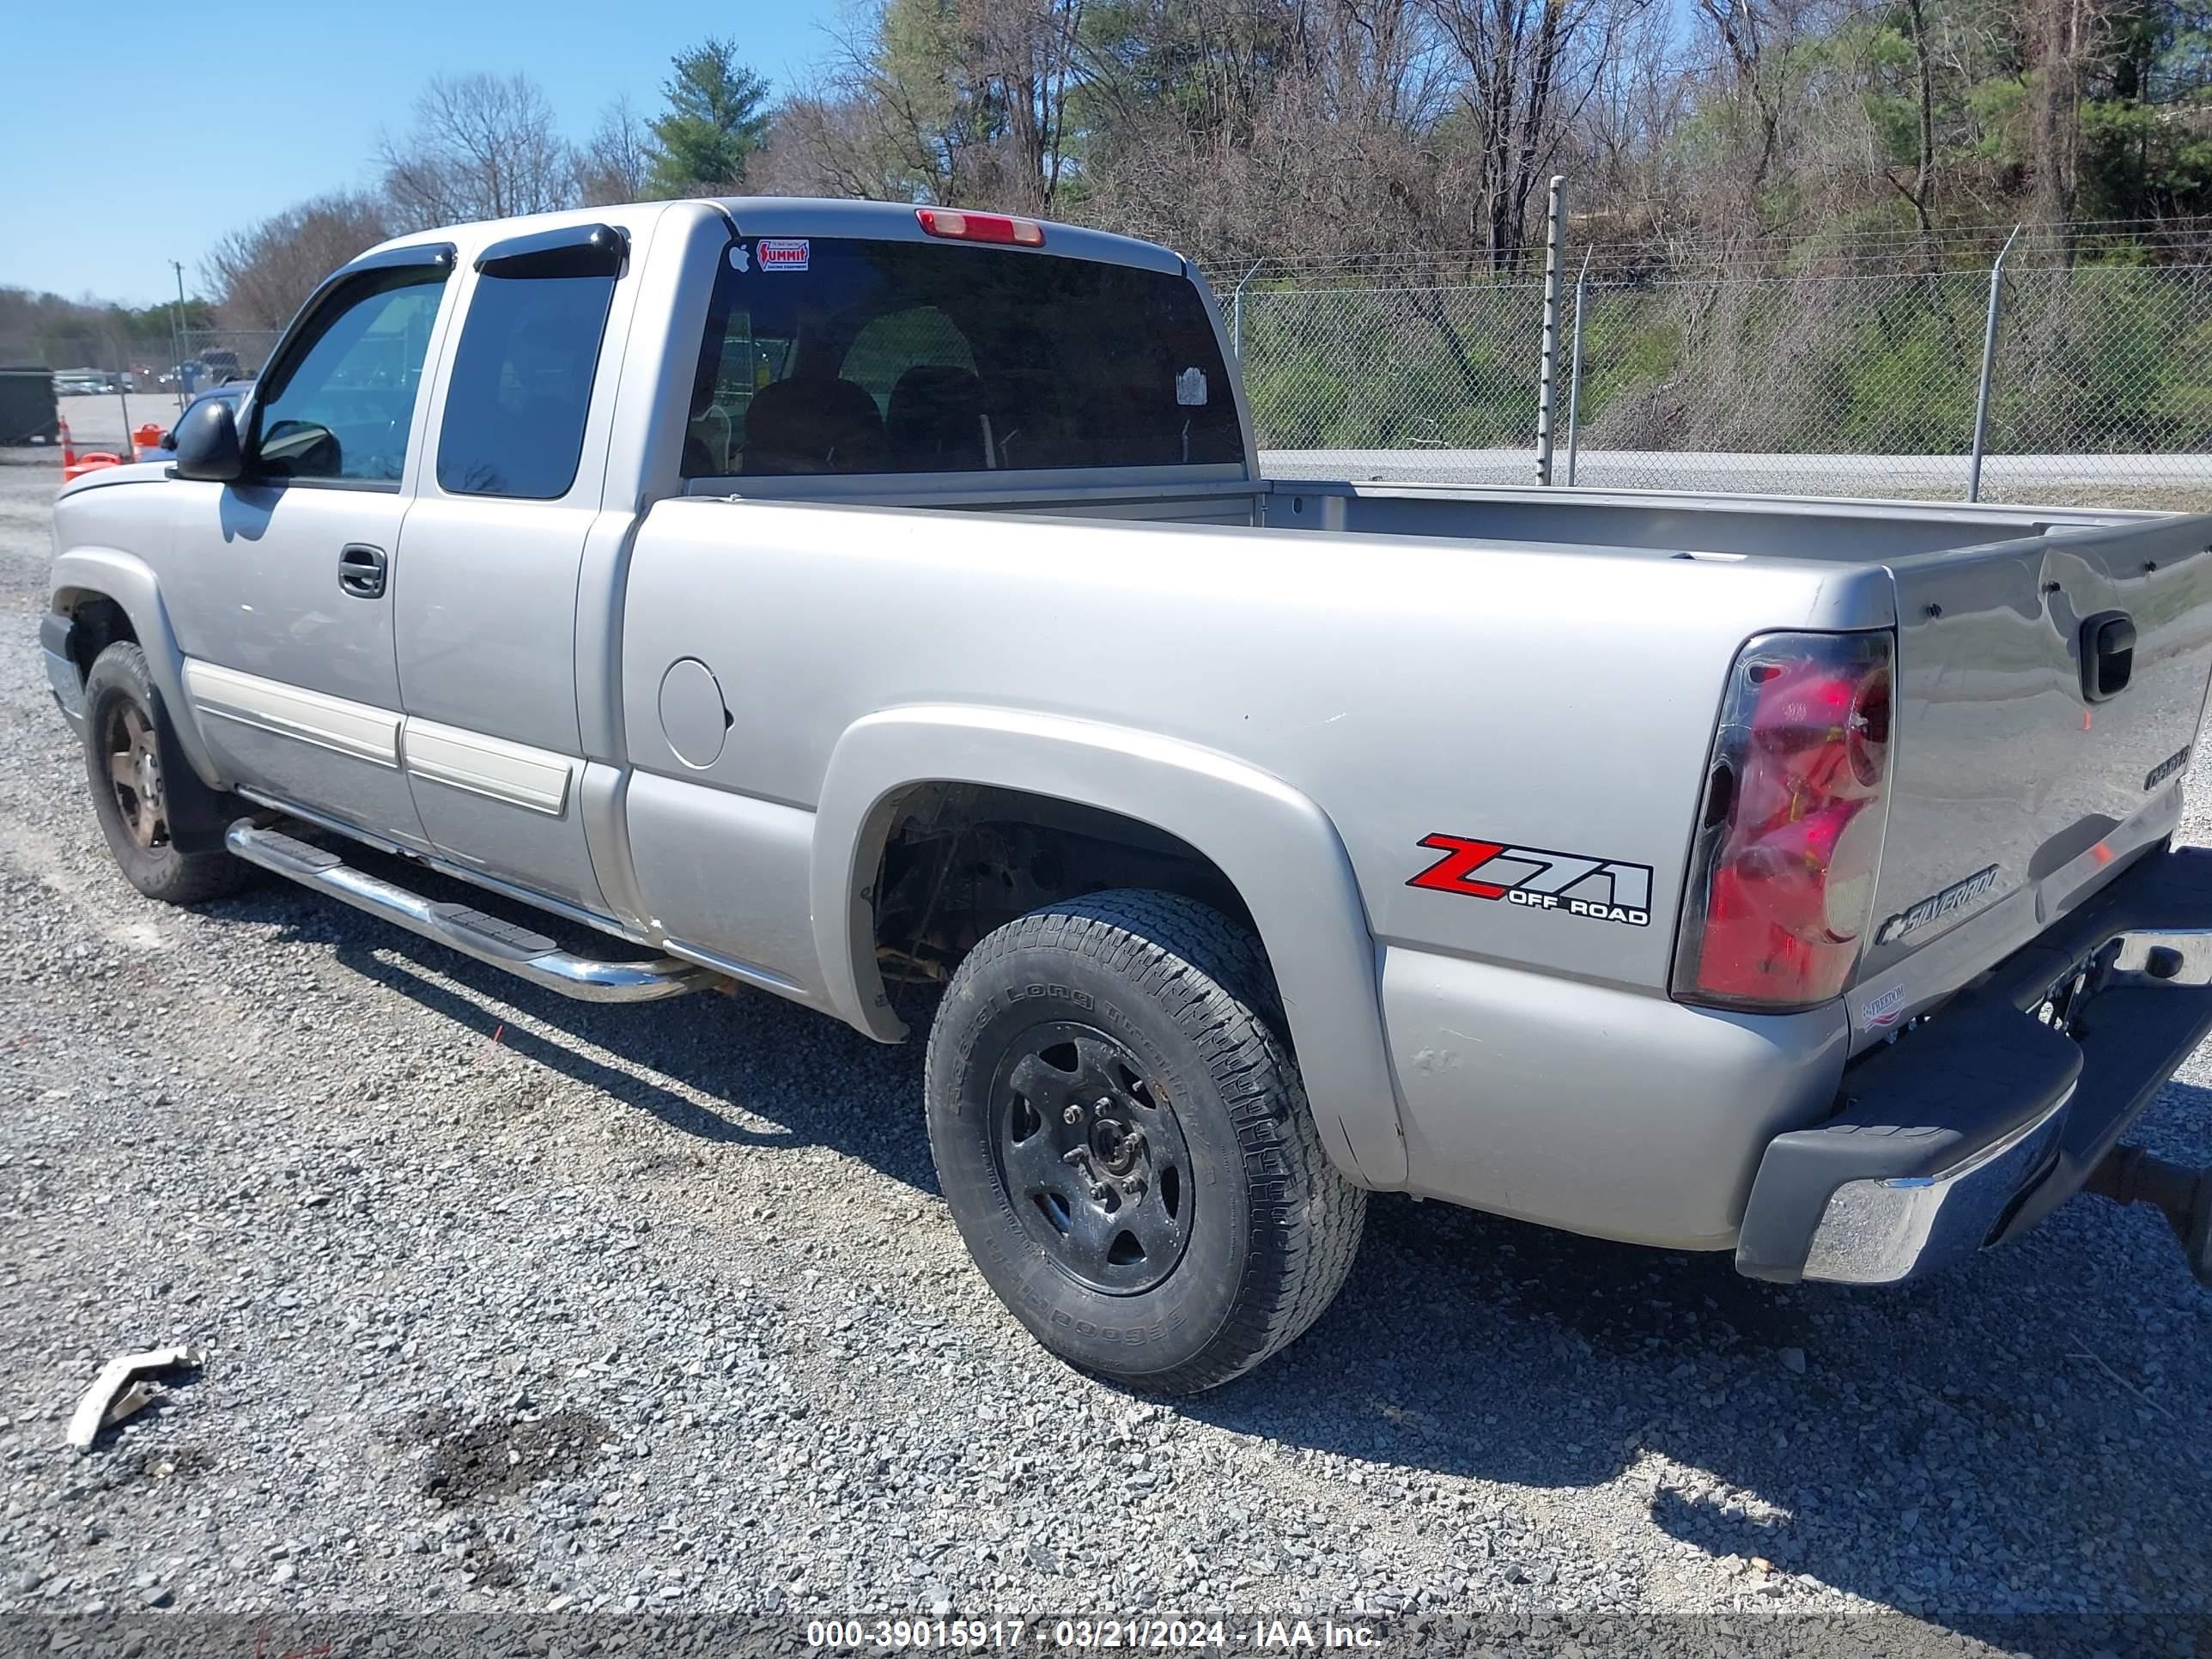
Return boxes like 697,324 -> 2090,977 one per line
1875,864 -> 2001,947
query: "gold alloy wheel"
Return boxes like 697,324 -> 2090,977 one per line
104,701 -> 168,850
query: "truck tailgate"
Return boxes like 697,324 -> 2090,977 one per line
1860,513 -> 2212,1027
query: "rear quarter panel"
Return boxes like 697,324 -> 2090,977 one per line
620,499 -> 1893,989
616,500 -> 1889,1236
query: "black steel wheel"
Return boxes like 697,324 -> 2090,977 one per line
993,1022 -> 1195,1295
926,890 -> 1366,1393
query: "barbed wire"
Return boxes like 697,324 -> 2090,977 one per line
1194,216 -> 2212,290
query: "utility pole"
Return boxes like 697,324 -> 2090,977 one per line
168,260 -> 189,412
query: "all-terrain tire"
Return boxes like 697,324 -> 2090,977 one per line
925,889 -> 1365,1393
82,641 -> 252,906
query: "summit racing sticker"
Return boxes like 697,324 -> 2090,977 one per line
756,238 -> 810,271
1408,833 -> 1653,927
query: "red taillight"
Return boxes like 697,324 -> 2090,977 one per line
915,207 -> 1045,247
1673,632 -> 1894,1011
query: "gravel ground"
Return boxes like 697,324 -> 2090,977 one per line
0,450 -> 2206,1654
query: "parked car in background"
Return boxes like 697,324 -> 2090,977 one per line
177,349 -> 251,396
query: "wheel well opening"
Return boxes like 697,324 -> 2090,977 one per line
868,784 -> 1258,989
57,592 -> 137,682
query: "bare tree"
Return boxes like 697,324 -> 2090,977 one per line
1680,0 -> 1824,225
1429,0 -> 1650,269
202,192 -> 392,329
379,72 -> 578,229
751,88 -> 915,198
813,0 -> 1092,213
574,96 -> 657,205
2028,0 -> 2112,243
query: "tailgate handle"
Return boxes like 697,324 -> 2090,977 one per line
2081,611 -> 2136,702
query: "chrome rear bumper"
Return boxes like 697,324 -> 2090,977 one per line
1738,846 -> 2212,1286
1798,1088 -> 2070,1285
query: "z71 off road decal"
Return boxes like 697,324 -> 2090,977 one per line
1408,834 -> 1653,927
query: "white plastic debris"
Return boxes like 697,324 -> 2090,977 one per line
64,1347 -> 199,1450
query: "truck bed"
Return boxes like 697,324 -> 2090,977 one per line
671,467 -> 2212,1057
692,466 -> 2158,562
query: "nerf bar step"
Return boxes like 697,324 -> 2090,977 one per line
226,822 -> 713,1004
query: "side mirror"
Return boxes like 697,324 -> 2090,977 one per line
173,398 -> 245,483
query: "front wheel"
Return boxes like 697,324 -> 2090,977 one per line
82,641 -> 251,906
924,890 -> 1365,1393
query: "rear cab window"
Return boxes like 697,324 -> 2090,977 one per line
684,237 -> 1239,478
437,261 -> 619,501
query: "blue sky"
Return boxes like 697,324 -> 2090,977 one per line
0,0 -> 848,306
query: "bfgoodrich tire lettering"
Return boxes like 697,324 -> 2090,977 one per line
925,889 -> 1365,1393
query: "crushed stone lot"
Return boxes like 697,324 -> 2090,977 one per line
0,450 -> 2206,1655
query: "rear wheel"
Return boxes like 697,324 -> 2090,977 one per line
82,641 -> 250,905
925,890 -> 1365,1393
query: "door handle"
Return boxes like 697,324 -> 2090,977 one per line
2081,610 -> 2136,702
338,544 -> 387,599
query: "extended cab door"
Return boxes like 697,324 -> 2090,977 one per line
164,246 -> 455,843
391,222 -> 639,915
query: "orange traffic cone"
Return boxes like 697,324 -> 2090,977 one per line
58,416 -> 125,483
132,422 -> 166,461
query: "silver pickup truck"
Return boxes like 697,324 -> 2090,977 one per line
40,198 -> 2212,1393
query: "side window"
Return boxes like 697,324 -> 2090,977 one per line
252,267 -> 446,484
437,269 -> 617,500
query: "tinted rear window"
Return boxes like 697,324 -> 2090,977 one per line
437,269 -> 617,500
684,238 -> 1239,477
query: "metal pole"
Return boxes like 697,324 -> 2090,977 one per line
1231,260 -> 1264,362
168,259 -> 188,413
1967,224 -> 2021,504
1535,175 -> 1566,485
1565,248 -> 1592,488
111,336 -> 132,447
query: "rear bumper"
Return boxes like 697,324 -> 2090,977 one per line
1737,844 -> 2212,1284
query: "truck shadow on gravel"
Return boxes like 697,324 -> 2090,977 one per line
1194,1092 -> 2211,1639
232,877 -> 2209,1636
224,867 -> 942,1191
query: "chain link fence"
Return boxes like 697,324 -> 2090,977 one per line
1234,283 -> 1550,485
1,324 -> 283,450
169,327 -> 281,393
15,240 -> 2209,506
0,325 -> 281,388
1220,243 -> 2212,509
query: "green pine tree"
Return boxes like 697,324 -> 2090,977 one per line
647,38 -> 772,196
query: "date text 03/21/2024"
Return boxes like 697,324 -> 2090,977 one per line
804,1619 -> 1385,1650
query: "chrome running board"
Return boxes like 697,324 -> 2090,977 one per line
226,823 -> 714,1004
